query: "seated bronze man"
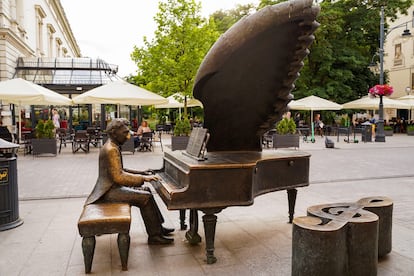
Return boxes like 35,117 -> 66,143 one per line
85,118 -> 174,245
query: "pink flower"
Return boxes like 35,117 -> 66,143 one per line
369,84 -> 394,97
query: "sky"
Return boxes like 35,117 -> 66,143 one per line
60,0 -> 259,77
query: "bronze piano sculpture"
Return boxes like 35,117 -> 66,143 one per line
151,0 -> 319,264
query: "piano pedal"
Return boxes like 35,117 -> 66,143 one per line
185,230 -> 202,245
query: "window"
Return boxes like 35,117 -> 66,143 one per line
394,43 -> 402,66
411,73 -> 414,90
35,5 -> 46,56
56,38 -> 62,57
47,24 -> 56,57
412,11 -> 414,28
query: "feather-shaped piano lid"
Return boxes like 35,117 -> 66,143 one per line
193,0 -> 319,152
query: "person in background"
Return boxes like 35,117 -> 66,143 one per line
314,113 -> 324,137
133,121 -> 152,148
370,117 -> 376,137
52,108 -> 60,129
137,120 -> 151,135
294,113 -> 301,127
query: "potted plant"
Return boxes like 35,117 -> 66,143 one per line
383,125 -> 393,136
171,118 -> 191,150
272,117 -> 300,149
31,119 -> 57,156
407,125 -> 414,136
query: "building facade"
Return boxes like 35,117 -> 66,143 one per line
0,0 -> 118,132
381,6 -> 414,121
0,0 -> 80,80
0,0 -> 80,127
384,6 -> 414,97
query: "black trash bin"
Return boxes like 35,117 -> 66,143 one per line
0,138 -> 23,231
361,123 -> 372,142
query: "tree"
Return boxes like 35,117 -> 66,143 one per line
291,0 -> 412,103
130,0 -> 219,117
210,4 -> 255,33
254,1 -> 411,103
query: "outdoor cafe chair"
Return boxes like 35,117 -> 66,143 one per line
57,128 -> 73,154
72,130 -> 90,153
86,127 -> 102,148
262,129 -> 276,148
21,131 -> 34,155
152,131 -> 163,152
137,132 -> 153,152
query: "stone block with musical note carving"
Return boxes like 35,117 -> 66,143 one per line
292,196 -> 393,276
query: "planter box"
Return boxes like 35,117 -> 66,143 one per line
171,136 -> 190,151
384,130 -> 393,136
407,130 -> 414,136
32,139 -> 57,156
272,134 -> 300,149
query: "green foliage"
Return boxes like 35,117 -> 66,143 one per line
384,125 -> 393,131
158,114 -> 167,125
276,118 -> 296,135
210,3 -> 255,33
407,125 -> 414,132
257,0 -> 283,10
291,0 -> 412,103
130,0 -> 413,112
35,120 -> 55,139
173,118 -> 191,136
340,117 -> 347,127
322,111 -> 337,125
131,0 -> 219,117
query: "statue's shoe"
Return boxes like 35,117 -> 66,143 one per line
148,235 -> 174,245
162,227 -> 175,236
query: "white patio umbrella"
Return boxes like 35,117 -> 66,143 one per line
287,99 -> 307,110
342,96 -> 410,110
397,95 -> 414,107
0,78 -> 73,105
0,78 -> 73,142
288,95 -> 343,124
397,95 -> 414,120
72,80 -> 167,105
154,93 -> 203,109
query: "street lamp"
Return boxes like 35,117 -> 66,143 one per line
375,7 -> 413,142
375,6 -> 412,142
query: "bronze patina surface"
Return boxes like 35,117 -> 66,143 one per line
84,119 -> 173,245
78,203 -> 131,273
152,0 -> 319,265
193,0 -> 319,152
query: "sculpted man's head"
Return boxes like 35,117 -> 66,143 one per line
106,118 -> 130,145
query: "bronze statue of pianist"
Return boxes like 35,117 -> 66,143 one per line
84,118 -> 174,245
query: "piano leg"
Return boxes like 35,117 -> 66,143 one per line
201,208 -> 223,264
287,188 -> 298,223
179,209 -> 188,230
185,209 -> 201,245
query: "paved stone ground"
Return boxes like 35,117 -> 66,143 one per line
0,133 -> 413,275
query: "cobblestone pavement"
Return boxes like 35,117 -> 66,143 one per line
0,133 -> 413,275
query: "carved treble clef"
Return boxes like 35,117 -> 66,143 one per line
292,197 -> 393,276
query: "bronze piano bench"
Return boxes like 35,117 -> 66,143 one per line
77,203 -> 131,273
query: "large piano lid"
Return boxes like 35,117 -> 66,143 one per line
193,0 -> 319,152
164,150 -> 311,170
